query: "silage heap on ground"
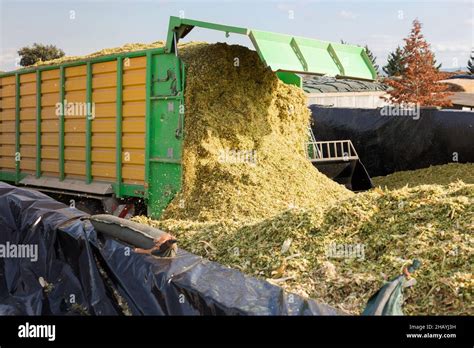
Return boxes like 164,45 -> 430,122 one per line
135,44 -> 472,315
31,41 -> 472,315
373,163 -> 474,189
140,181 -> 473,315
162,43 -> 352,221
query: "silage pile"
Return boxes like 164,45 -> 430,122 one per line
162,43 -> 352,221
34,41 -> 472,315
138,181 -> 473,315
373,163 -> 474,189
30,41 -> 200,67
131,43 -> 472,315
32,42 -> 165,66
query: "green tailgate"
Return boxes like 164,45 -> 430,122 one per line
249,31 -> 376,80
166,16 -> 377,81
146,52 -> 185,218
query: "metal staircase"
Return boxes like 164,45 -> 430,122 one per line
306,128 -> 373,191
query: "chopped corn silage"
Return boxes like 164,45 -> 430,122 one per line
32,41 -> 351,219
28,41 -> 200,67
32,41 -> 164,66
130,43 -> 472,315
162,43 -> 352,221
35,41 -> 472,315
136,181 -> 473,315
373,163 -> 474,190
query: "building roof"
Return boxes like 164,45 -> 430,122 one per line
440,78 -> 474,93
302,75 -> 389,94
450,92 -> 474,107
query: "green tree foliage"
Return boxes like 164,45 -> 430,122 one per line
468,49 -> 474,74
17,43 -> 65,67
383,46 -> 405,76
364,45 -> 379,74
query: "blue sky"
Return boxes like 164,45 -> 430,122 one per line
0,0 -> 473,72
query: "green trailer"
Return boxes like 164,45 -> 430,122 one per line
0,16 -> 376,218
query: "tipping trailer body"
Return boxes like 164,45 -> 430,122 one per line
0,17 -> 376,218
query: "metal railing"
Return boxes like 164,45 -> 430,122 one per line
306,140 -> 359,163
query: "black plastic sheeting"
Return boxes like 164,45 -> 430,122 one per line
310,106 -> 474,177
0,182 -> 340,316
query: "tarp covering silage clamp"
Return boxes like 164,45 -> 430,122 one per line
310,107 -> 474,177
0,182 -> 340,315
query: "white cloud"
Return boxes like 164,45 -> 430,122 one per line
431,41 -> 472,69
339,10 -> 358,20
0,48 -> 18,71
276,3 -> 293,12
433,42 -> 471,53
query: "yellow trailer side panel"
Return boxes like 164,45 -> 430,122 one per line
1,134 -> 15,145
0,83 -> 15,97
0,75 -> 17,172
0,158 -> 15,169
1,96 -> 15,109
122,56 -> 146,185
40,69 -> 60,177
2,53 -> 148,190
64,65 -> 87,179
91,60 -> 117,182
0,145 -> 15,156
0,122 -> 15,132
65,66 -> 87,78
19,73 -> 37,175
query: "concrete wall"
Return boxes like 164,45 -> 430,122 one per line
306,91 -> 389,108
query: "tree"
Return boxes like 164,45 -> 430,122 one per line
17,43 -> 65,67
364,45 -> 379,74
383,46 -> 405,76
468,49 -> 474,74
384,19 -> 452,107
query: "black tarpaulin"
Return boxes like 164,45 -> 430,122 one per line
310,106 -> 474,177
0,182 -> 340,316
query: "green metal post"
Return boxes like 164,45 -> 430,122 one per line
14,74 -> 20,183
115,58 -> 123,197
36,70 -> 41,178
59,66 -> 65,181
145,52 -> 152,191
86,62 -> 92,183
